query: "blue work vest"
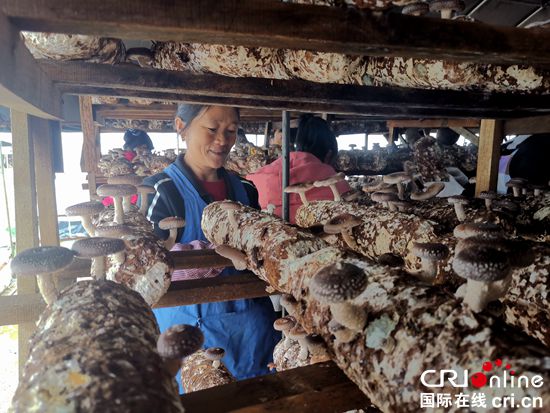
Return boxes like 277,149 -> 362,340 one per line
154,164 -> 280,392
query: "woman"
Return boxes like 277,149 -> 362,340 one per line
247,115 -> 350,223
143,104 -> 280,391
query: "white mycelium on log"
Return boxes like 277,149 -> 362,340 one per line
10,280 -> 183,412
202,202 -> 549,412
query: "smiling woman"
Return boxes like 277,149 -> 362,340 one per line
142,104 -> 280,393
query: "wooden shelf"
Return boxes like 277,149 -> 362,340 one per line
179,361 -> 375,413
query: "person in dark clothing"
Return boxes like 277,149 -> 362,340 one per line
507,134 -> 550,186
123,128 -> 154,153
295,114 -> 338,164
436,128 -> 460,146
142,104 -> 279,393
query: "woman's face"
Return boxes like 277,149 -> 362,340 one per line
177,106 -> 239,172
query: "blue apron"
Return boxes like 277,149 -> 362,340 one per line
154,164 -> 280,392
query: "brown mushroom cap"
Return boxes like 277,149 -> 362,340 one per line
219,201 -> 241,210
72,237 -> 126,258
97,184 -> 137,197
402,2 -> 430,15
478,191 -> 498,201
309,262 -> 367,303
157,324 -> 204,359
383,172 -> 411,185
137,184 -> 156,194
287,325 -> 307,341
94,224 -> 135,238
430,0 -> 465,12
323,213 -> 362,234
452,245 -> 511,282
284,182 -> 314,193
273,316 -> 296,332
410,182 -> 445,201
11,246 -> 75,275
107,174 -> 143,186
453,223 -> 503,239
312,173 -> 345,188
411,242 -> 449,260
65,201 -> 105,216
376,253 -> 405,268
447,195 -> 469,205
371,191 -> 399,203
159,216 -> 185,230
205,347 -> 225,361
341,189 -> 361,202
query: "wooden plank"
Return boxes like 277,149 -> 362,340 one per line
179,361 -> 373,413
0,10 -> 61,119
5,0 -> 550,66
387,119 -> 481,129
79,96 -> 100,174
154,272 -> 272,308
43,62 -> 550,115
475,119 -> 503,196
0,294 -> 45,326
171,249 -> 232,269
32,117 -> 60,246
11,110 -> 39,371
45,63 -> 550,119
451,127 -> 479,146
503,114 -> 550,135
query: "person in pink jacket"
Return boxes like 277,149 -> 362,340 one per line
247,115 -> 350,223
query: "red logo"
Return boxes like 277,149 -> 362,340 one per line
469,359 -> 515,388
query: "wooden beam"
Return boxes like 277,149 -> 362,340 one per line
503,114 -> 550,135
44,62 -> 550,118
32,117 -> 60,247
0,10 -> 61,119
6,0 -> 550,66
475,119 -> 504,196
171,249 -> 232,269
386,119 -> 481,129
11,110 -> 39,372
451,127 -> 479,146
154,272 -> 271,309
79,96 -> 100,174
0,294 -> 45,326
179,361 -> 373,413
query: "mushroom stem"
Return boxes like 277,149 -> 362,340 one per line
164,229 -> 178,251
329,184 -> 341,202
113,251 -> 126,266
419,259 -> 437,282
212,360 -> 221,369
297,191 -> 309,206
484,199 -> 492,211
80,216 -> 96,237
330,302 -> 367,332
113,196 -> 124,224
91,257 -> 106,280
122,195 -> 132,213
341,230 -> 358,250
512,186 -> 521,198
441,9 -> 452,19
453,204 -> 466,222
396,183 -> 405,200
139,198 -> 149,216
36,274 -> 58,305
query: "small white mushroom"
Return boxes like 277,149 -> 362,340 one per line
287,325 -> 308,361
429,0 -> 465,19
478,191 -> 498,211
273,316 -> 296,350
137,184 -> 156,216
65,201 -> 105,237
447,195 -> 469,222
11,246 -> 75,305
97,184 -> 137,224
108,174 -> 143,212
284,182 -> 314,206
219,201 -> 241,231
312,173 -> 346,202
159,216 -> 185,250
72,237 -> 126,280
411,242 -> 449,282
157,324 -> 204,377
506,178 -> 527,198
323,213 -> 362,250
452,245 -> 512,313
383,171 -> 410,200
205,347 -> 225,369
309,262 -> 367,332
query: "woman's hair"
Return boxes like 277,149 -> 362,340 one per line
175,104 -> 240,132
123,129 -> 154,151
295,115 -> 338,163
